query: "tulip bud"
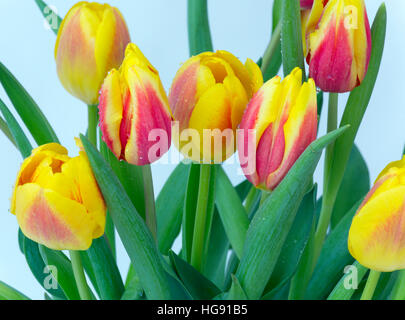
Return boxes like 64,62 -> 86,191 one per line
99,43 -> 172,166
348,157 -> 405,272
10,142 -> 106,251
55,2 -> 130,105
238,68 -> 317,191
169,50 -> 263,163
302,0 -> 371,93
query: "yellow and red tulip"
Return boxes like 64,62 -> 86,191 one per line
55,2 -> 130,105
237,68 -> 317,191
10,142 -> 106,251
302,0 -> 371,93
348,157 -> 405,272
99,43 -> 172,166
169,50 -> 263,163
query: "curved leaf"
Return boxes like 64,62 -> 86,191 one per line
157,163 -> 190,254
235,126 -> 349,299
80,134 -> 171,299
0,62 -> 59,145
34,0 -> 62,35
0,281 -> 30,300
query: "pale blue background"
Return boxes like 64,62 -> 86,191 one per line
0,0 -> 403,299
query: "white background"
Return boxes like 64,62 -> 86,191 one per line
0,0 -> 403,299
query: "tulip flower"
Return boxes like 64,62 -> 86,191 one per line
302,0 -> 371,93
169,50 -> 263,163
55,2 -> 130,105
348,157 -> 405,272
99,43 -> 172,166
10,142 -> 106,251
238,68 -> 317,191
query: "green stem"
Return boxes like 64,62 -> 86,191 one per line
312,93 -> 338,268
261,21 -> 281,75
142,164 -> 157,241
0,115 -> 17,147
190,164 -> 211,271
360,270 -> 381,300
187,0 -> 213,55
244,186 -> 258,214
69,250 -> 92,300
87,104 -> 98,147
260,190 -> 271,206
390,269 -> 405,300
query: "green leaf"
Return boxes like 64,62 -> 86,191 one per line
281,0 -> 305,79
0,98 -> 32,158
0,114 -> 16,147
235,126 -> 349,299
327,261 -> 368,300
182,163 -> 200,261
187,0 -> 213,55
83,237 -> 125,300
169,251 -> 221,300
0,62 -> 59,145
203,209 -> 229,289
324,4 -> 386,215
265,185 -> 317,293
305,199 -> 362,299
235,179 -> 253,200
103,145 -> 145,219
215,166 -> 249,259
157,163 -> 189,254
121,272 -> 144,300
0,281 -> 30,300
227,275 -> 248,300
22,236 -> 66,299
261,0 -> 282,81
34,0 -> 63,35
80,134 -> 171,299
39,246 -> 81,300
331,145 -> 370,229
317,91 -> 324,123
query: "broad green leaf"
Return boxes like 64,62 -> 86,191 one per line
169,251 -> 221,300
324,4 -> 386,218
182,163 -> 200,261
0,281 -> 30,300
261,281 -> 290,300
224,251 -> 239,291
81,135 -> 171,299
121,272 -> 144,300
102,144 -> 145,219
331,145 -> 370,229
281,0 -> 305,79
157,163 -> 189,254
216,166 -> 249,259
327,261 -> 368,300
203,209 -> 229,289
227,275 -> 248,300
187,0 -> 213,55
235,126 -> 349,299
23,236 -> 66,299
379,272 -> 399,300
261,0 -> 282,81
265,185 -> 317,293
34,0 -> 62,35
305,199 -> 362,299
83,237 -> 125,300
39,246 -> 81,300
0,114 -> 16,147
0,98 -> 32,158
80,250 -> 101,297
0,62 -> 59,145
235,179 -> 253,201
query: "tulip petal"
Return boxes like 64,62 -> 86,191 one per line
348,186 -> 405,272
16,184 -> 94,251
99,69 -> 124,158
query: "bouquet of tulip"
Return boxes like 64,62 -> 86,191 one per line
0,0 -> 396,302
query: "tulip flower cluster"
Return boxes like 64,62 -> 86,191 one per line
0,0 -> 392,302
